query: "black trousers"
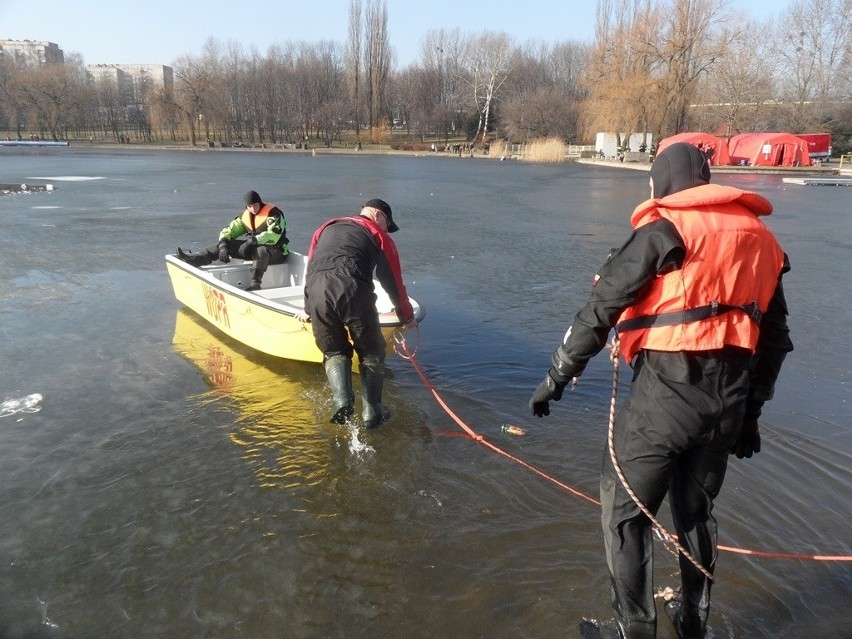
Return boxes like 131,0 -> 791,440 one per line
204,240 -> 287,281
600,347 -> 751,639
304,271 -> 385,362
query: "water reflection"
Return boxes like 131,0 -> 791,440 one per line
172,308 -> 338,489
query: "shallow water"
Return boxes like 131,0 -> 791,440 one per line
0,147 -> 849,638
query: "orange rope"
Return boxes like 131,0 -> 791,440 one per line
392,333 -> 852,564
394,333 -> 598,506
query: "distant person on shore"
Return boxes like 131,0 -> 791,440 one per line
176,190 -> 289,291
296,198 -> 416,429
528,142 -> 792,639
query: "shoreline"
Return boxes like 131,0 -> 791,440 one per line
6,139 -> 845,175
573,157 -> 844,175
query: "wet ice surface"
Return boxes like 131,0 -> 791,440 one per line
0,147 -> 848,638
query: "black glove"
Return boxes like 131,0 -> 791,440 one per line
218,241 -> 230,263
731,418 -> 761,459
529,369 -> 567,418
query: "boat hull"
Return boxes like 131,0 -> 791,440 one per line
165,253 -> 423,367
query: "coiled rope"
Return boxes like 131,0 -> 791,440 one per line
392,330 -> 852,565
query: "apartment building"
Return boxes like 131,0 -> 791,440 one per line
87,64 -> 174,100
0,39 -> 64,66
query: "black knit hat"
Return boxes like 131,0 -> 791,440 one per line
363,198 -> 399,232
244,190 -> 262,206
650,142 -> 711,198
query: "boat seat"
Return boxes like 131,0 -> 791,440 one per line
254,285 -> 305,311
209,262 -> 254,288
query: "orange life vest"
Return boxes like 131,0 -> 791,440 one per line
240,203 -> 275,233
615,184 -> 784,363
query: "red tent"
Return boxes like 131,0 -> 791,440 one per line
656,132 -> 731,166
728,133 -> 812,167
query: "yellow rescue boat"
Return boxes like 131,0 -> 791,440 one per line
165,251 -> 424,367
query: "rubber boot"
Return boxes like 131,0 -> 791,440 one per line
246,278 -> 262,291
324,355 -> 354,424
664,600 -> 704,639
176,247 -> 213,268
579,620 -> 624,639
360,358 -> 390,428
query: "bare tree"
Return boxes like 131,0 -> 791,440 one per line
173,53 -> 217,145
502,86 -> 581,141
387,65 -> 418,136
92,76 -> 126,141
363,0 -> 390,131
772,0 -> 852,130
582,0 -> 655,147
499,40 -> 589,142
420,28 -> 467,140
15,62 -> 85,140
266,44 -> 302,143
461,31 -> 517,144
697,16 -> 776,137
0,57 -> 25,138
347,0 -> 363,139
583,0 -> 738,144
213,40 -> 248,144
639,0 -> 736,137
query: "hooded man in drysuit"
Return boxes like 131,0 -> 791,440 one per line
529,142 -> 793,639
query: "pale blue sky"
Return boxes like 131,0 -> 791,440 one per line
3,0 -> 792,67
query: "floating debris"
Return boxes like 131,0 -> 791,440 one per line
0,183 -> 54,195
501,424 -> 526,436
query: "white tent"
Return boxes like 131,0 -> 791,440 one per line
595,132 -> 653,159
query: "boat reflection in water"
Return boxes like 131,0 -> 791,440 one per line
172,308 -> 378,489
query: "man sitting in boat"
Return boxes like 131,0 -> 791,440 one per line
176,190 -> 289,291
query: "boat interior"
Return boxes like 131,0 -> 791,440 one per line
195,257 -> 408,318
202,260 -> 307,310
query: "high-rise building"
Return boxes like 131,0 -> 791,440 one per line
0,39 -> 64,66
86,64 -> 174,100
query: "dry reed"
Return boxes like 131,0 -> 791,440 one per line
522,137 -> 568,163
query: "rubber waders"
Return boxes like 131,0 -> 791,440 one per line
324,355 -> 354,424
360,358 -> 390,428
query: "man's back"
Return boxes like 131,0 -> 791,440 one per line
307,219 -> 380,283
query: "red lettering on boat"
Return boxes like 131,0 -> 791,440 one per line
203,284 -> 231,328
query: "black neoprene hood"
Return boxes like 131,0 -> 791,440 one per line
650,142 -> 711,198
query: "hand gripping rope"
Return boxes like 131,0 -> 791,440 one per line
391,329 -> 852,566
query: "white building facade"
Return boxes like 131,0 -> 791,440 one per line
0,39 -> 64,66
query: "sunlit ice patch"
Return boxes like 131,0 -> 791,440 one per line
26,176 -> 106,181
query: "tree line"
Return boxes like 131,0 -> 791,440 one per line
1,0 -> 849,153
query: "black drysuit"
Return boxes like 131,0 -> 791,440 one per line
304,217 -> 413,362
530,143 -> 793,638
539,216 -> 792,638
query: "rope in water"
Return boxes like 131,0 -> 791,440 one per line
392,332 -> 598,506
392,331 -> 852,565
